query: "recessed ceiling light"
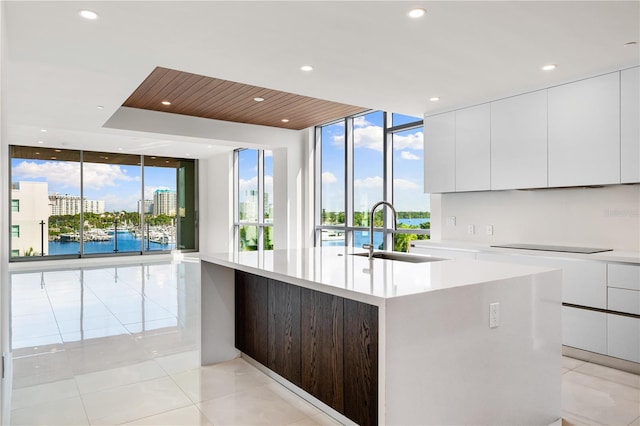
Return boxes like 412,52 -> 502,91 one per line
300,65 -> 313,72
97,105 -> 104,110
151,156 -> 157,159
35,152 -> 40,155
55,149 -> 62,153
408,8 -> 426,18
118,147 -> 123,151
185,153 -> 190,156
542,64 -> 557,71
161,100 -> 171,106
37,140 -> 44,144
51,156 -> 57,160
40,129 -> 47,133
79,10 -> 99,20
281,119 -> 290,123
207,145 -> 213,149
429,97 -> 440,102
254,97 -> 265,102
165,160 -> 170,163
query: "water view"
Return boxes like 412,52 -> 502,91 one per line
48,231 -> 175,255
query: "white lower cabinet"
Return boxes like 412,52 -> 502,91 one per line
476,253 -> 606,309
607,314 -> 640,363
608,287 -> 640,315
563,306 -> 607,355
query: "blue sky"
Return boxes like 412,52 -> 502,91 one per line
11,159 -> 176,212
321,112 -> 429,214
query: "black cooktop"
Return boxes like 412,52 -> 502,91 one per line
490,243 -> 613,254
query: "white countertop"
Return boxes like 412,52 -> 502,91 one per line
200,246 -> 556,303
410,240 -> 640,264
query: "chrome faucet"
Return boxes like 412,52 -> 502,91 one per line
362,201 -> 398,259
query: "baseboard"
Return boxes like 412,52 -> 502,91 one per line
563,346 -> 640,375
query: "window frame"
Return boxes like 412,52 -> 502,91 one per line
11,199 -> 19,212
233,148 -> 274,252
315,112 -> 429,250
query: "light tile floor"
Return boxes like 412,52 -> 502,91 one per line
5,258 -> 640,425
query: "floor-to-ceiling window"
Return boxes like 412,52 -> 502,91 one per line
82,151 -> 143,255
234,148 -> 274,252
315,112 -> 428,252
9,145 -> 197,260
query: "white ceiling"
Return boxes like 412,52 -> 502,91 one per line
4,1 -> 639,159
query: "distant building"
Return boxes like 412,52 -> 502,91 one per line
11,181 -> 50,256
239,190 -> 272,222
153,189 -> 176,216
138,199 -> 154,215
49,193 -> 105,215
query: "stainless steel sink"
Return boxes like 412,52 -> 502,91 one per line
350,251 -> 446,263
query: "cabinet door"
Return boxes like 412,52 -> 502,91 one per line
608,288 -> 640,315
491,90 -> 548,190
621,67 -> 640,183
548,72 -> 620,186
424,112 -> 455,193
608,314 -> 640,363
344,299 -> 378,426
562,306 -> 607,355
455,104 -> 491,191
235,271 -> 268,365
608,263 -> 640,291
301,289 -> 344,413
268,279 -> 301,386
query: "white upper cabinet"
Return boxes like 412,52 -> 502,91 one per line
548,72 -> 620,186
455,104 -> 491,191
621,67 -> 640,183
490,90 -> 548,190
424,112 -> 455,193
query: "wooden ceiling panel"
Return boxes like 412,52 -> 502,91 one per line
123,67 -> 369,130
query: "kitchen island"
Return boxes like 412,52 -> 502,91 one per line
201,247 -> 562,425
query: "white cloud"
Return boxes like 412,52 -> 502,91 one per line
12,160 -> 140,191
354,125 -> 383,152
393,178 -> 418,189
354,176 -> 383,188
393,131 -> 423,151
353,116 -> 373,128
400,151 -> 420,160
12,160 -> 80,189
322,172 -> 337,184
82,163 -> 138,189
239,176 -> 258,193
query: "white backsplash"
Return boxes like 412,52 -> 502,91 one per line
436,184 -> 640,251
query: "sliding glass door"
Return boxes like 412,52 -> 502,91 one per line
9,145 -> 198,260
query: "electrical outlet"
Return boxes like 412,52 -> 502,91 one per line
467,224 -> 475,235
486,225 -> 493,236
489,302 -> 500,328
446,216 -> 456,227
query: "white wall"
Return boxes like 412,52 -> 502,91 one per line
198,151 -> 234,254
435,184 -> 640,251
0,0 -> 9,421
198,128 -> 313,254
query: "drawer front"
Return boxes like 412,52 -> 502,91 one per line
608,314 -> 640,363
410,246 -> 477,260
608,287 -> 640,315
562,306 -> 607,355
608,263 -> 640,291
478,253 -> 606,308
